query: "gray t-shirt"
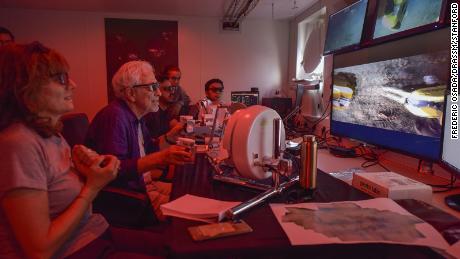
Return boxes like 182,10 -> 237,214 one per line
0,123 -> 108,258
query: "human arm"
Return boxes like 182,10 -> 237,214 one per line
137,145 -> 193,173
169,118 -> 179,128
158,122 -> 184,149
86,110 -> 139,180
72,145 -> 119,191
2,188 -> 92,259
1,147 -> 119,259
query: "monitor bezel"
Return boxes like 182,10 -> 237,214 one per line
439,87 -> 460,174
364,0 -> 448,47
323,0 -> 370,56
329,119 -> 444,162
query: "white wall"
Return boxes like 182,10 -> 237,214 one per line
0,8 -> 289,119
286,0 -> 353,121
286,0 -> 453,180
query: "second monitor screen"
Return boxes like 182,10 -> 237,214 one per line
323,0 -> 368,55
373,0 -> 444,40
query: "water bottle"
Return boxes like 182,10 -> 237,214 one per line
300,135 -> 317,191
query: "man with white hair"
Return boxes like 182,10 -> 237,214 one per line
86,60 -> 191,192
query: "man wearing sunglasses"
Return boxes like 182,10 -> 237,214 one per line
163,65 -> 191,119
86,61 -> 192,213
196,78 -> 225,115
193,78 -> 226,122
144,75 -> 179,139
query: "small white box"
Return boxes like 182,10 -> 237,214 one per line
352,172 -> 432,203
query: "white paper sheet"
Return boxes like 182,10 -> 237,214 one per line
161,194 -> 240,223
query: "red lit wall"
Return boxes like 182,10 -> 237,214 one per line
0,8 -> 290,120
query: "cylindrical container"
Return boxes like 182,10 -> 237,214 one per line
300,135 -> 317,190
273,118 -> 282,159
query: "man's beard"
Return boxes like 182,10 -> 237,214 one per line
151,104 -> 160,113
150,98 -> 160,112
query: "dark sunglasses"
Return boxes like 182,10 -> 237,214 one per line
209,87 -> 224,93
51,72 -> 70,86
161,85 -> 178,92
132,82 -> 160,92
168,76 -> 181,81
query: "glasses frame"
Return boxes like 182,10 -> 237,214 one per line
209,87 -> 224,93
168,76 -> 181,81
132,82 -> 160,92
50,72 -> 70,86
160,85 -> 178,92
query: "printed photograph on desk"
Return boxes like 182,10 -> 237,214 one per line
270,198 -> 449,252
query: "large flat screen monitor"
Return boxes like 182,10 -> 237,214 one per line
372,0 -> 446,43
331,27 -> 449,160
323,0 -> 368,55
442,92 -> 460,211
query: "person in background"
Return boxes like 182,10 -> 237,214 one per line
196,78 -> 225,119
0,27 -> 14,47
0,42 -> 163,258
145,74 -> 178,139
203,78 -> 225,106
163,65 -> 191,120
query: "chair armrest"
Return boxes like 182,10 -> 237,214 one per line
102,186 -> 149,201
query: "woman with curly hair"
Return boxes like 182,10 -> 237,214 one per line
0,42 -> 163,258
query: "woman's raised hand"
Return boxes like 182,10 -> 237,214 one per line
72,145 -> 119,191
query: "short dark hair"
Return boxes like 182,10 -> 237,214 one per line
162,65 -> 180,76
156,73 -> 169,83
205,78 -> 224,91
0,27 -> 15,42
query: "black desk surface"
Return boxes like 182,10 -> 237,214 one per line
165,156 -> 460,258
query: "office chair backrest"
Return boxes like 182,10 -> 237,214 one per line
61,112 -> 157,228
60,113 -> 89,147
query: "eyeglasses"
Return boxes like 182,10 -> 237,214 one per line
161,85 -> 178,92
168,76 -> 181,81
51,72 -> 70,86
132,82 -> 160,92
209,87 -> 224,93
